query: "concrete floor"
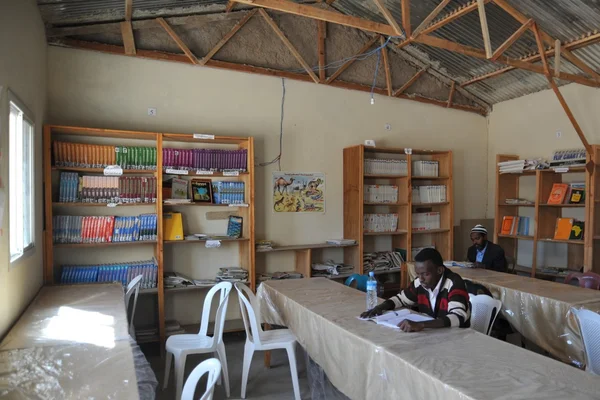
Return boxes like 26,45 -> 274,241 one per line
143,332 -> 314,400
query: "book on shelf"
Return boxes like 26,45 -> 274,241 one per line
53,141 -> 157,170
364,159 -> 407,175
500,216 -> 531,236
58,172 -> 157,204
554,218 -> 574,240
60,259 -> 158,288
170,178 -> 188,199
547,183 -> 569,204
162,148 -> 247,171
567,183 -> 585,204
569,220 -> 585,240
227,216 -> 243,238
212,182 -> 245,205
52,214 -> 157,244
364,185 -> 398,203
163,212 -> 184,241
411,212 -> 440,231
412,161 -> 439,177
412,185 -> 446,203
364,213 -> 399,232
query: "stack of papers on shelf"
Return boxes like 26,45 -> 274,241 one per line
216,267 -> 248,283
164,271 -> 195,288
363,252 -> 404,273
311,260 -> 354,277
257,271 -> 303,282
504,198 -> 534,205
256,240 -> 274,251
359,309 -> 433,329
166,320 -> 186,335
326,239 -> 356,246
444,261 -> 474,268
164,198 -> 192,205
498,159 -> 541,174
136,326 -> 158,339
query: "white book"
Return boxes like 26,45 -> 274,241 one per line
359,309 -> 434,329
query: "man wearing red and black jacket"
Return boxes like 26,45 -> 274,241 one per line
361,248 -> 470,332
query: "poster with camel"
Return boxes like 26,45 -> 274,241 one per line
272,172 -> 325,213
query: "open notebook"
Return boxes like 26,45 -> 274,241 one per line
359,309 -> 433,329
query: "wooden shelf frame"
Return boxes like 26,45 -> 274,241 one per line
494,153 -> 593,277
43,124 -> 255,348
343,145 -> 453,289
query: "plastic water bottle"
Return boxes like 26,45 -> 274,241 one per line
366,271 -> 378,311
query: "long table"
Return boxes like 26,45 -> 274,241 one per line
408,263 -> 600,367
258,278 -> 600,400
0,284 -> 149,399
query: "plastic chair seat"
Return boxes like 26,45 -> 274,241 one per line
166,334 -> 215,355
260,329 -> 297,349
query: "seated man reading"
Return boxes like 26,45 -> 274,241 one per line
361,248 -> 470,332
467,224 -> 507,273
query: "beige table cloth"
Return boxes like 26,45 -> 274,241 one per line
0,284 -> 140,399
407,262 -> 600,367
258,278 -> 600,400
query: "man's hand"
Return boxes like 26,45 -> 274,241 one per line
398,320 -> 425,332
360,304 -> 385,319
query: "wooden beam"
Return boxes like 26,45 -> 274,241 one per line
554,39 -> 561,78
259,9 -> 320,83
476,0 -> 492,58
200,9 -> 257,65
490,19 -> 532,61
420,0 -> 488,36
415,35 -> 600,88
493,0 -> 600,81
53,38 -> 488,115
447,81 -> 455,108
401,0 -> 411,38
318,21 -> 327,82
226,1 -> 236,12
125,0 -> 133,21
412,0 -> 451,37
461,32 -> 600,86
533,23 -> 591,153
373,0 -> 403,36
393,68 -> 425,97
326,35 -> 379,84
232,0 -> 397,35
326,0 -> 336,4
120,21 -> 136,55
380,36 -> 392,96
156,17 -> 199,64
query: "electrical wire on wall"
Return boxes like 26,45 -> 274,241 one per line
257,78 -> 285,171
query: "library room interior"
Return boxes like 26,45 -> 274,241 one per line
3,0 -> 600,399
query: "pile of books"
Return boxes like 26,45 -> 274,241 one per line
553,218 -> 584,241
412,185 -> 446,203
216,267 -> 248,283
412,212 -> 440,231
256,240 -> 274,251
257,271 -> 303,283
164,271 -> 216,288
498,159 -> 540,174
311,261 -> 354,277
412,161 -> 439,177
504,198 -> 534,205
163,148 -> 247,171
213,182 -> 246,204
363,251 -> 403,273
60,259 -> 158,288
52,214 -> 157,244
364,213 -> 399,233
53,141 -> 157,170
364,159 -> 407,175
547,182 -> 585,205
500,216 -> 532,236
364,185 -> 398,203
59,173 -> 158,204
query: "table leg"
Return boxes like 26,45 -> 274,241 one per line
264,323 -> 271,368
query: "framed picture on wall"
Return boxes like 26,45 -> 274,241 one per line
191,179 -> 213,203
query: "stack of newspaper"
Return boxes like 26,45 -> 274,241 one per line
363,251 -> 403,273
498,159 -> 540,174
257,271 -> 303,283
256,240 -> 274,251
311,260 -> 354,277
326,239 -> 356,246
164,271 -> 215,288
216,267 -> 248,283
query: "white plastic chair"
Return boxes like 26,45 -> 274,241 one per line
181,358 -> 222,400
469,293 -> 502,336
572,308 -> 600,375
235,282 -> 301,400
125,274 -> 143,339
163,282 -> 232,400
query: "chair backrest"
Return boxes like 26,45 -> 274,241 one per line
181,358 -> 222,400
235,282 -> 263,347
469,294 -> 502,336
198,282 -> 232,342
573,308 -> 600,375
344,274 -> 367,292
565,272 -> 600,290
125,275 -> 143,336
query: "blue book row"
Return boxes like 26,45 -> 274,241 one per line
212,182 -> 245,204
114,214 -> 158,242
52,214 -> 157,244
60,259 -> 158,289
59,172 -> 79,203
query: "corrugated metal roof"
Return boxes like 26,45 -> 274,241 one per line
37,0 -> 600,106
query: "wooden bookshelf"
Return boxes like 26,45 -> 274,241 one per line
494,154 -> 593,277
43,125 -> 255,347
343,145 -> 453,288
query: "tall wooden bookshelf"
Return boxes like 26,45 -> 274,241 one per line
43,125 -> 255,345
343,145 -> 453,287
494,153 -> 597,277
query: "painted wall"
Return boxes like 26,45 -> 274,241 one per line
47,46 -> 487,324
0,0 -> 47,337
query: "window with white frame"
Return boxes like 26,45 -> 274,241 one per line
9,93 -> 35,262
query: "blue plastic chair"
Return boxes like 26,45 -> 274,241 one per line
345,274 -> 368,292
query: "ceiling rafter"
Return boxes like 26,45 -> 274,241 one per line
476,0 -> 492,58
401,0 -> 411,38
51,38 -> 487,115
157,17 -> 200,64
392,68 -> 426,97
200,8 -> 257,65
380,37 -> 393,96
490,19 -> 533,61
318,21 -> 327,82
326,35 -> 380,84
373,0 -> 403,37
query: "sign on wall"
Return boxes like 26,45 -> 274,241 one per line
272,172 -> 325,213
